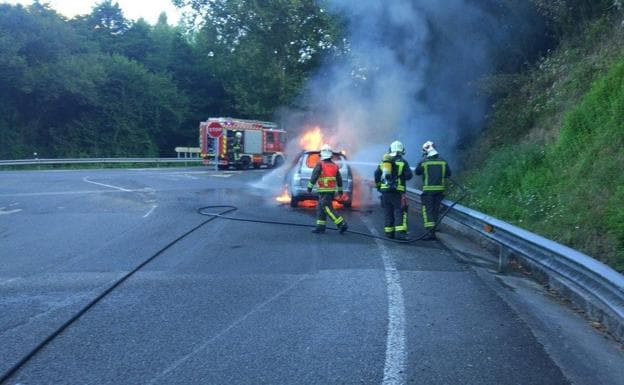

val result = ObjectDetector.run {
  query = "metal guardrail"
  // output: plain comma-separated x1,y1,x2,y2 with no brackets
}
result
406,186,624,341
0,157,205,167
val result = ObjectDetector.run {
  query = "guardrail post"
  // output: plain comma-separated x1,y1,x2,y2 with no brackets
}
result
498,245,510,273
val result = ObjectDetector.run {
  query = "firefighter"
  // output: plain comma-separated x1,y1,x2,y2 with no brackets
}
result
232,131,242,163
374,141,413,239
415,141,451,240
307,144,349,234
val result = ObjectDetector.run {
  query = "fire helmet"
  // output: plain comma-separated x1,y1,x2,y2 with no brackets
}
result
422,140,438,157
389,141,405,156
320,144,333,160
235,131,242,138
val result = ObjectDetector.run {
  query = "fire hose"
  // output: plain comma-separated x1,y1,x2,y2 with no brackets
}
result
0,180,468,383
197,178,469,244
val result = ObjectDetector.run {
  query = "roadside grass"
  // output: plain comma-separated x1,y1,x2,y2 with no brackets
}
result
461,18,624,272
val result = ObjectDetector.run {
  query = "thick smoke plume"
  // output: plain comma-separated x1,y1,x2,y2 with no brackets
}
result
278,0,543,173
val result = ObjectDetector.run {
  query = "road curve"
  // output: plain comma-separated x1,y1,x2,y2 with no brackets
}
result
0,168,622,385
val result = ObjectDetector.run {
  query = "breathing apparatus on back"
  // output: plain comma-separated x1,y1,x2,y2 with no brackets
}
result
382,141,405,190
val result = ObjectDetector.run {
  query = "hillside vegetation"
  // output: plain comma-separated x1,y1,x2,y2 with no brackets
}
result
461,15,624,272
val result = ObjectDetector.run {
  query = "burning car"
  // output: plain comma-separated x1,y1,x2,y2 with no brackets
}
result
286,149,353,208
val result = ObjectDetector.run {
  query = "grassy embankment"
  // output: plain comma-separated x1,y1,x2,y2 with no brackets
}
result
460,18,624,272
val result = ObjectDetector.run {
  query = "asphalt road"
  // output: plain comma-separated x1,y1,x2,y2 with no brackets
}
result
0,167,623,385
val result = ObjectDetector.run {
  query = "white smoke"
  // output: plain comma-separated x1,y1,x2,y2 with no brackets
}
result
278,0,519,178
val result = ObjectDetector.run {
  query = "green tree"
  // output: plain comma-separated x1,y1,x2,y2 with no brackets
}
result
83,0,131,54
175,0,344,119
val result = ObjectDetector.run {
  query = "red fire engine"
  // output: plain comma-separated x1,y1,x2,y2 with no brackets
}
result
199,117,287,169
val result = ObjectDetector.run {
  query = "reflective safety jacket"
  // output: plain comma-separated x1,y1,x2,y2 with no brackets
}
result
374,154,413,193
415,154,451,192
308,159,343,193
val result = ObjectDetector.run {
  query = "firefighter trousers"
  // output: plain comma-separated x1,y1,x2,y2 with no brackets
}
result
381,191,407,236
421,191,444,229
316,193,345,229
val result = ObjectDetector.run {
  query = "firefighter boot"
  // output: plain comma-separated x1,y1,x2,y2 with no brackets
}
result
312,226,326,234
395,231,407,241
339,222,348,234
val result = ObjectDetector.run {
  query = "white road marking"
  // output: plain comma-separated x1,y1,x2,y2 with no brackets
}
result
82,177,131,192
0,208,22,215
0,190,137,197
147,275,307,384
361,216,406,385
0,277,19,285
143,205,157,218
206,173,233,178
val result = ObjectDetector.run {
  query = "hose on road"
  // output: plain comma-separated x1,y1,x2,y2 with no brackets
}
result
198,178,469,244
0,180,468,383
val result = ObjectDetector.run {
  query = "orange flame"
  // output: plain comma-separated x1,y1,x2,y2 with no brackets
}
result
299,126,324,151
275,187,291,203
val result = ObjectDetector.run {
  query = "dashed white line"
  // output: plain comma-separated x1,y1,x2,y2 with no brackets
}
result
82,177,131,192
0,208,22,215
361,216,407,385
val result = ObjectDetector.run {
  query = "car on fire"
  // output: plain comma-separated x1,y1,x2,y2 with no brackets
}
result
286,149,353,208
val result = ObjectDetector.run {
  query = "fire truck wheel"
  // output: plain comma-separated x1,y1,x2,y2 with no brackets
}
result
273,156,284,168
237,157,251,170
253,162,261,169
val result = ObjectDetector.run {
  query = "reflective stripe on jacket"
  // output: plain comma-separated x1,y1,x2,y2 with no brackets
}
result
308,160,343,193
415,155,450,192
317,162,338,192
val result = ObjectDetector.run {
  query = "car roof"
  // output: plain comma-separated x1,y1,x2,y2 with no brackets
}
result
302,150,346,157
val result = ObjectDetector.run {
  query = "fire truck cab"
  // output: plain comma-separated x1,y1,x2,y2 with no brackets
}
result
199,117,287,169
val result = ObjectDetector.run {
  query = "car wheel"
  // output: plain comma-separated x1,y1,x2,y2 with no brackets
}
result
343,200,352,208
290,197,298,207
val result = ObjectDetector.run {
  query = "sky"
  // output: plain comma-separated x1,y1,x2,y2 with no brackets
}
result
2,0,184,25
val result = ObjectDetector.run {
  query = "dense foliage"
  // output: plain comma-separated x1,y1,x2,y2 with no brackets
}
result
461,2,624,271
0,0,342,158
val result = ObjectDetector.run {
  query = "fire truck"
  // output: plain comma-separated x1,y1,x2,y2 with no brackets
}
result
199,117,287,169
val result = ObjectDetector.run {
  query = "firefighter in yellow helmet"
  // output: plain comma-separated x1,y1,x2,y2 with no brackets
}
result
415,141,451,240
374,141,413,239
307,144,349,234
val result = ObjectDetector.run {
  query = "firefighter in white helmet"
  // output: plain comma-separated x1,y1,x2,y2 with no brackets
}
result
307,144,348,234
374,140,413,239
415,141,451,240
